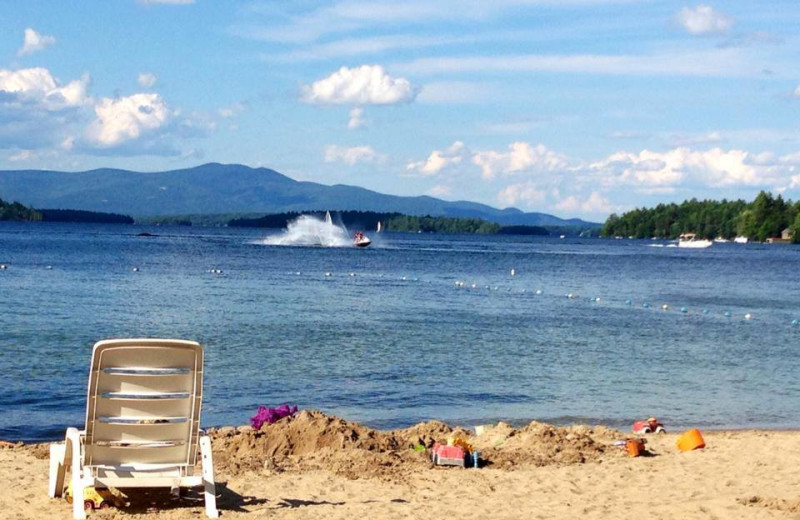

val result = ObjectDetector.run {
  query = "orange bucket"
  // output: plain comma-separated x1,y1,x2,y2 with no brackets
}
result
626,438,645,457
676,429,705,452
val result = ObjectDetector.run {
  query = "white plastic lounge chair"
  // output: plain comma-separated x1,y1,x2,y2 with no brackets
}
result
48,339,218,519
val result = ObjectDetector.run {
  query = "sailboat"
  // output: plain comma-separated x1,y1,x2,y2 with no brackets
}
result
377,221,382,233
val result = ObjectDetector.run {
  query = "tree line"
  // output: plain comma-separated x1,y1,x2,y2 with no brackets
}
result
602,191,800,242
0,198,42,221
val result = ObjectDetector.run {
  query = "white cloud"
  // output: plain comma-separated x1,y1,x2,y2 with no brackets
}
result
0,67,89,110
18,28,56,56
301,65,417,105
668,131,725,147
87,93,171,147
406,141,467,176
676,5,733,35
497,182,546,207
472,142,568,180
324,144,384,165
590,147,764,188
348,107,365,129
553,192,612,214
137,72,157,88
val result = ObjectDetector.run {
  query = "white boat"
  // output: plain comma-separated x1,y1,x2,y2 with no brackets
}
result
678,233,712,249
734,236,749,244
713,237,729,243
354,230,371,247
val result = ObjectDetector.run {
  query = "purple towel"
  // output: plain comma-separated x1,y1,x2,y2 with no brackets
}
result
250,404,298,430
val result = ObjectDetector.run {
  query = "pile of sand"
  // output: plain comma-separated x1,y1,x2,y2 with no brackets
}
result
209,410,621,480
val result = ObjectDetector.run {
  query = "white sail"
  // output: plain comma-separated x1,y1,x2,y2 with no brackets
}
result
377,221,382,233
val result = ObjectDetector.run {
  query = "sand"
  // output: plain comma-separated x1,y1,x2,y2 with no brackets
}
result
2,412,799,519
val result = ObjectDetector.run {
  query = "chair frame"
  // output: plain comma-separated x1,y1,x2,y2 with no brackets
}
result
48,339,218,519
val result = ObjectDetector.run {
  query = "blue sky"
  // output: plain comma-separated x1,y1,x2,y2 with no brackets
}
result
1,1,799,219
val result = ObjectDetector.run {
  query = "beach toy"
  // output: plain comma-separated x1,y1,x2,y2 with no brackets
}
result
65,482,123,511
472,450,481,468
632,417,666,434
448,437,474,454
431,442,467,467
676,429,705,452
625,438,646,457
250,404,298,430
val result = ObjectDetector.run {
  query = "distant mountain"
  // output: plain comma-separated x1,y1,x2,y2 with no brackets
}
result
0,163,599,227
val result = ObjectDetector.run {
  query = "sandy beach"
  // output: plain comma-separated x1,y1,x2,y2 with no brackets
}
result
2,411,799,520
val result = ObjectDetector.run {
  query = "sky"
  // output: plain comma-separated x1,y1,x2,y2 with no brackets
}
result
1,1,799,220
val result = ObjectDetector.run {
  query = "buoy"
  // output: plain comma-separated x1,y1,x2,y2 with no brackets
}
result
702,309,709,315
325,272,332,277
295,271,301,275
567,293,575,299
132,267,139,272
594,297,601,302
349,272,356,277
643,302,650,308
662,304,669,310
535,289,542,295
792,319,799,326
724,311,732,318
46,265,53,270
402,276,408,281
413,277,419,282
493,286,499,291
510,268,516,276
471,284,477,289
625,299,632,305
680,307,688,313
0,264,6,270
744,313,752,320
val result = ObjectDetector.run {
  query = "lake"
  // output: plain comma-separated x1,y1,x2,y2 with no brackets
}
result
1,222,799,441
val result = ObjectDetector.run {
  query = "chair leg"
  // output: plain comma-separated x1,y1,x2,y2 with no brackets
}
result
66,428,87,520
199,435,219,518
49,442,67,498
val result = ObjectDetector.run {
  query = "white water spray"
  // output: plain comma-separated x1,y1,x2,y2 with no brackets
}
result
261,212,352,247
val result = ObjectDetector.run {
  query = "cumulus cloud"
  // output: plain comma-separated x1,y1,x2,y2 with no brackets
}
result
0,67,89,110
472,142,568,180
677,5,733,35
406,141,467,176
348,107,365,129
137,72,157,88
301,65,417,105
324,144,384,165
497,182,547,207
590,147,767,188
18,28,56,56
87,93,171,147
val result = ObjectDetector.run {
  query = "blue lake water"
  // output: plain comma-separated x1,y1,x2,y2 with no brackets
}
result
1,222,799,441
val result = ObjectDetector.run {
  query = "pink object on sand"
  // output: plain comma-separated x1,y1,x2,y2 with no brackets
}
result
250,404,298,430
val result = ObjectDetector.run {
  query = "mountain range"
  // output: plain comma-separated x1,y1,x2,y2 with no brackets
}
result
0,163,598,227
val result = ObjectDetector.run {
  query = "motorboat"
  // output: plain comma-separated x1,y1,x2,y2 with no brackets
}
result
678,233,712,249
734,236,749,244
354,231,371,247
713,237,729,243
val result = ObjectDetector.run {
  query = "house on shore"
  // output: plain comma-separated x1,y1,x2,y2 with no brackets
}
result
766,228,794,244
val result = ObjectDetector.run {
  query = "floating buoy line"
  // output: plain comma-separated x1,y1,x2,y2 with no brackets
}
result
3,262,796,328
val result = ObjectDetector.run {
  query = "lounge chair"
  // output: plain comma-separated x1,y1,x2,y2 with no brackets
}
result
48,339,218,519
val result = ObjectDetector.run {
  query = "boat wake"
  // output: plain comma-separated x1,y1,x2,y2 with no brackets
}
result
259,212,352,247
